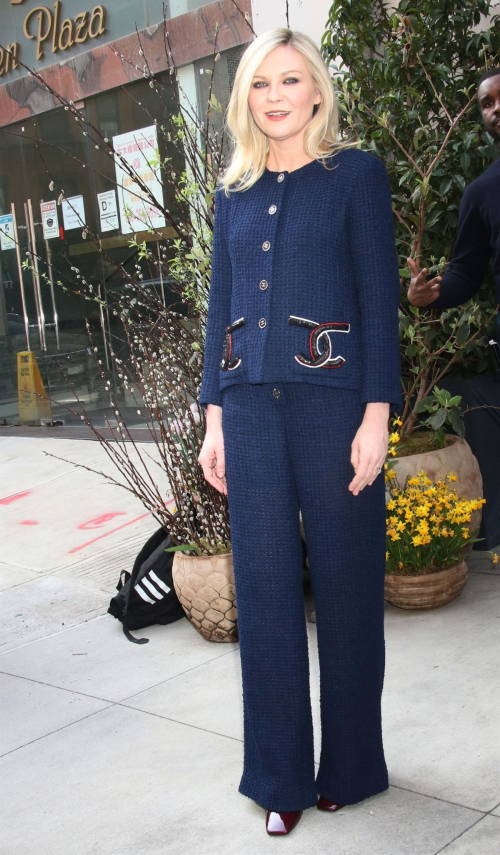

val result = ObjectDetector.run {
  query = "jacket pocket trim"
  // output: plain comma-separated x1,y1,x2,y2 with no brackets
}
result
287,315,350,369
221,317,246,371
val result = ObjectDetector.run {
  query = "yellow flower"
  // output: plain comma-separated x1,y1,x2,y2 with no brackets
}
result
386,469,397,480
441,528,449,538
412,534,423,546
462,527,469,539
398,561,404,569
407,477,419,486
388,529,400,542
446,472,457,481
387,500,396,510
396,521,406,532
389,515,398,525
389,432,401,444
390,448,397,456
393,418,403,427
420,535,431,545
493,553,499,565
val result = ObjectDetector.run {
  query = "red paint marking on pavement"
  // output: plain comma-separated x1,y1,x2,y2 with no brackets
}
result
20,520,40,526
67,498,175,554
0,491,32,506
78,512,127,530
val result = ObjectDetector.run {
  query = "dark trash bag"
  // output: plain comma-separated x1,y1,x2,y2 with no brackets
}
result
108,526,186,645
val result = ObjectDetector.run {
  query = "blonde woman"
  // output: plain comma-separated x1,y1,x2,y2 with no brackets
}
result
198,28,402,836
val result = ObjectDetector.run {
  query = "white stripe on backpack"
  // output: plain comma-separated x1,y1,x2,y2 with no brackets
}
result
135,584,155,604
142,576,165,600
149,570,171,594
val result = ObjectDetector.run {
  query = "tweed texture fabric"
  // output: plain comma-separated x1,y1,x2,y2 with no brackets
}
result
222,382,390,812
199,147,403,413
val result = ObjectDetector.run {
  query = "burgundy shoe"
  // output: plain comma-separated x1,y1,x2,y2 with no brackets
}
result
265,809,303,835
317,796,346,812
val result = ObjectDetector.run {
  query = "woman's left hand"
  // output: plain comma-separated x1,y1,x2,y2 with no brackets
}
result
349,403,390,495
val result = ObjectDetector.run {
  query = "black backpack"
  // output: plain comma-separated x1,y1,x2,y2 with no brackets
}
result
108,526,186,644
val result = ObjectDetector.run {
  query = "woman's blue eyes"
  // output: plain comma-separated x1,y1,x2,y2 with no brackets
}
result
252,78,299,88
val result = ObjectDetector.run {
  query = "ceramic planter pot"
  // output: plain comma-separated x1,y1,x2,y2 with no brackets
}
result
384,559,468,609
172,550,238,642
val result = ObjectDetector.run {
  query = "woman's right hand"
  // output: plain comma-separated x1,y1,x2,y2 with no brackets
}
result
198,404,227,495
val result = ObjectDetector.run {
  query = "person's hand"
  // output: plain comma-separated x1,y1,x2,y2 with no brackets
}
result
349,403,389,495
407,256,442,307
198,404,227,495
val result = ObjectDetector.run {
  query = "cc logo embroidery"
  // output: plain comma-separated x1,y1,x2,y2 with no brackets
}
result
220,317,246,371
287,315,350,368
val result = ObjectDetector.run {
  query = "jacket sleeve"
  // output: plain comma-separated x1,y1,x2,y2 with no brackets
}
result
349,155,403,412
429,185,490,309
198,188,232,410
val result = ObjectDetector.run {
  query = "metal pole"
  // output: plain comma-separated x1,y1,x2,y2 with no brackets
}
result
25,199,46,350
98,284,110,370
157,239,165,307
44,235,60,350
11,202,31,351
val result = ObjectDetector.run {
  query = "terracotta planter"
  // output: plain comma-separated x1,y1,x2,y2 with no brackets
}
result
390,435,483,553
384,558,468,609
172,551,238,643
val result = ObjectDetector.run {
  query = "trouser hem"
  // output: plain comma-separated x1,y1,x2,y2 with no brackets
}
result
238,776,319,812
314,776,390,806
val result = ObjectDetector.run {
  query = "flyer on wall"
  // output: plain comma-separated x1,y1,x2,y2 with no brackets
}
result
113,125,166,235
40,200,59,240
0,213,15,251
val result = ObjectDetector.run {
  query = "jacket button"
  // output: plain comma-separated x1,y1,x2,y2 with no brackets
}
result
268,205,277,215
259,279,269,290
277,173,285,182
262,240,271,251
272,388,280,398
259,318,266,329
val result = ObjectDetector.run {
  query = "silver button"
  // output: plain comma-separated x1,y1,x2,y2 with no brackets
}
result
273,388,280,398
259,318,266,329
277,173,285,183
268,205,277,215
259,279,269,290
262,240,270,251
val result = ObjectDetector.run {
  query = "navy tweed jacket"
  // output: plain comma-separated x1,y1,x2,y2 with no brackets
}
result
198,147,403,412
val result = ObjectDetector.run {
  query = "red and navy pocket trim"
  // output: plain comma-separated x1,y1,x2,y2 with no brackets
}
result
287,315,350,369
220,317,246,371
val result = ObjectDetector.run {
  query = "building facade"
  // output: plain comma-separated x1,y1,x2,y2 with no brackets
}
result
0,0,331,425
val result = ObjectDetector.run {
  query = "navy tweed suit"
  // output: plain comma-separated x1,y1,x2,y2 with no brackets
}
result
198,148,402,811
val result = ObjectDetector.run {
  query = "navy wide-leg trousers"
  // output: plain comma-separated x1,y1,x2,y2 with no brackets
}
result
221,382,389,812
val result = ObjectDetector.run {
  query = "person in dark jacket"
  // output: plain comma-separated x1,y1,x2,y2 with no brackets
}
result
197,28,402,837
408,67,500,336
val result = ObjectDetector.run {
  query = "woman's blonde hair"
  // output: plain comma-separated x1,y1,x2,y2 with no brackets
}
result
220,28,349,194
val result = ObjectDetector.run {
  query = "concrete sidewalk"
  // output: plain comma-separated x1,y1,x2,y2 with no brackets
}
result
0,436,499,855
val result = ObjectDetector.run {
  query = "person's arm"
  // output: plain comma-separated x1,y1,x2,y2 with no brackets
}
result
349,154,403,413
347,155,402,495
198,187,232,411
408,186,491,308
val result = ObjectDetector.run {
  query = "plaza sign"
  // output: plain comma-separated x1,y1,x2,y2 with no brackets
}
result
0,1,106,77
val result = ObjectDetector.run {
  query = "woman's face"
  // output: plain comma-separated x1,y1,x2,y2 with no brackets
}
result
247,44,321,144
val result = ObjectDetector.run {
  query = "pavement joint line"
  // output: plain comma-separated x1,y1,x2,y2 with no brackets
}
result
430,813,492,855
0,703,115,760
0,644,240,705
388,783,490,815
0,668,124,704
0,612,109,657
112,703,246,744
115,646,241,704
